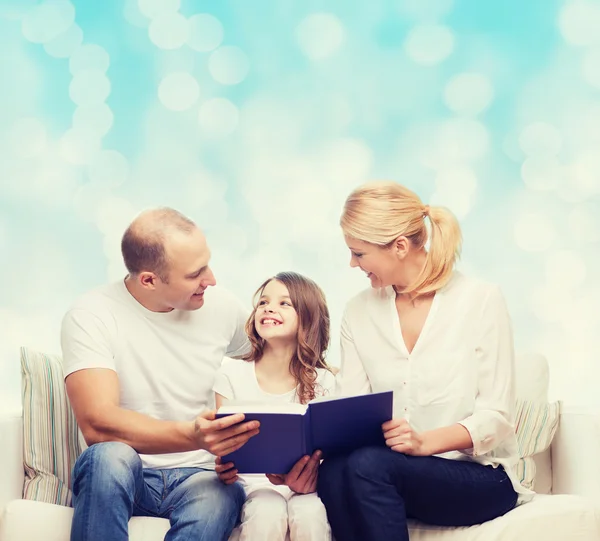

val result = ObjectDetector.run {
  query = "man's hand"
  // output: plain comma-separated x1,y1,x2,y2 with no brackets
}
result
266,450,321,494
382,418,431,456
215,456,239,485
193,410,259,456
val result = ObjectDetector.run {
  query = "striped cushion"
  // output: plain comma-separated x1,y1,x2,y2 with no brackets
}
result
514,399,560,490
21,347,82,506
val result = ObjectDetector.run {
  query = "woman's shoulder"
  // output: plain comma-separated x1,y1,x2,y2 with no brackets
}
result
315,367,337,397
445,271,504,299
344,285,390,314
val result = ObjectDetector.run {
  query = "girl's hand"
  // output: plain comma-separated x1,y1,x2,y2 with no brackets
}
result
382,418,430,456
266,450,321,494
215,456,239,485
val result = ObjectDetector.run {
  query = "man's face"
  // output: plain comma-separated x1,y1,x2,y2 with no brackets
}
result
155,228,216,311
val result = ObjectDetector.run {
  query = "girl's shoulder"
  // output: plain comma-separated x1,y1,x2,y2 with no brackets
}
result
218,358,255,379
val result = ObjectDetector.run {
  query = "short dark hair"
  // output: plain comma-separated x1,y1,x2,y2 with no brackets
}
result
121,208,196,282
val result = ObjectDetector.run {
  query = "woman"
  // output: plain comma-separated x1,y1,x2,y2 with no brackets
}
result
317,181,533,541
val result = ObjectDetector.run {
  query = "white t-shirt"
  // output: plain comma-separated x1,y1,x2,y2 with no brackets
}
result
61,280,250,470
213,359,336,495
338,271,534,503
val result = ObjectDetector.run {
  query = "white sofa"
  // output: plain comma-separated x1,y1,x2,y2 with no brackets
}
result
1,352,600,540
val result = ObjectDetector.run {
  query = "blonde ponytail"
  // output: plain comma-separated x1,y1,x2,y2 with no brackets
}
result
341,181,462,296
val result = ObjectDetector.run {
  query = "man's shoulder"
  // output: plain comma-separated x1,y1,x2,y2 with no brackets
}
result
66,282,125,320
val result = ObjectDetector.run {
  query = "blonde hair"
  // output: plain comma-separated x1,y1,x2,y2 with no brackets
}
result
341,181,462,296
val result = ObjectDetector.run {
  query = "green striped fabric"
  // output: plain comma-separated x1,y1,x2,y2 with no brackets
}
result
21,347,82,507
514,399,560,490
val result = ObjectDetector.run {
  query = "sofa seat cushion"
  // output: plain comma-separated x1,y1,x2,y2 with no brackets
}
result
2,495,599,541
407,494,600,541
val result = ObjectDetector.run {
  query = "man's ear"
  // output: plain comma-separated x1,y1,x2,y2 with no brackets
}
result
393,236,410,259
139,271,158,289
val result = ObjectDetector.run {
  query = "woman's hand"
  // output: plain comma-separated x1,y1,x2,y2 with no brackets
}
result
266,450,321,494
382,418,431,456
215,456,239,485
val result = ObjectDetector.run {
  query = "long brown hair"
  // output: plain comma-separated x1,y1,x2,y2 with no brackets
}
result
243,271,331,404
341,181,462,296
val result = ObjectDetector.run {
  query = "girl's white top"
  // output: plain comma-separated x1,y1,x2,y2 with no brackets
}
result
337,271,533,504
213,359,336,497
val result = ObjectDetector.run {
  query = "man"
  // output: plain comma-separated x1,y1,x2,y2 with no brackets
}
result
62,208,259,541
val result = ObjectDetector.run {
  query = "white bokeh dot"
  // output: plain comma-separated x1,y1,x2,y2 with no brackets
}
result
208,46,250,85
1,0,38,21
321,138,373,187
138,0,180,19
73,181,113,222
582,47,600,90
198,98,239,138
88,150,129,187
73,103,114,139
70,44,110,74
519,122,562,156
558,0,600,47
59,129,101,165
186,14,224,52
568,205,600,243
431,168,478,219
158,72,200,111
405,24,454,66
10,118,47,158
513,212,556,252
69,70,111,105
531,285,573,322
43,23,83,58
545,250,587,291
123,0,148,28
444,73,494,116
424,119,489,168
296,13,345,61
521,155,562,191
21,0,75,44
148,12,189,50
398,0,454,21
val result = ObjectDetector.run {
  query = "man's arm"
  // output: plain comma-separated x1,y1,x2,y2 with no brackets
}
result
67,368,259,456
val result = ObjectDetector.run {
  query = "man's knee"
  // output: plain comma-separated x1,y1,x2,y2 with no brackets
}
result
73,442,141,490
346,446,400,483
288,494,327,522
182,472,245,518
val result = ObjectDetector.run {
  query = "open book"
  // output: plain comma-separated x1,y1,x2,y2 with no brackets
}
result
216,391,393,474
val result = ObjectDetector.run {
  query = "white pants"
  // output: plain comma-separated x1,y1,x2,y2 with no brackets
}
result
239,488,332,541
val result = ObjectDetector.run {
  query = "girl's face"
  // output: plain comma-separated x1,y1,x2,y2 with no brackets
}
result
254,279,299,343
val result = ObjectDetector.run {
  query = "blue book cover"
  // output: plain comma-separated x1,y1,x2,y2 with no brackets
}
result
216,391,393,474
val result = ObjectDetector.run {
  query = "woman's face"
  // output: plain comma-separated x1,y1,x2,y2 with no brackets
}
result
344,235,403,289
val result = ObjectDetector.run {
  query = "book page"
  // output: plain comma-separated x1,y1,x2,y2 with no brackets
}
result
218,402,307,415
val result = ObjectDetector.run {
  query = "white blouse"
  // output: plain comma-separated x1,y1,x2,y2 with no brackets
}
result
337,271,533,501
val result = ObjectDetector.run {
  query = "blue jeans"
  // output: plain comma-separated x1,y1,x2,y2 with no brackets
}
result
70,442,244,541
318,446,518,541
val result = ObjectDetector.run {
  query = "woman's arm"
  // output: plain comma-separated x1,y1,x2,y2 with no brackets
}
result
456,285,516,457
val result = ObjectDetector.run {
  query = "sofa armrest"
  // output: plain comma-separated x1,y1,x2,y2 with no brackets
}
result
552,407,600,502
0,413,24,510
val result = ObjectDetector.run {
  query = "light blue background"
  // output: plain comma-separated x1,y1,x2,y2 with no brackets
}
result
1,0,599,410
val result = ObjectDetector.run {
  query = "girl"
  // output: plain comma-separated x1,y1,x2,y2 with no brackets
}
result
213,271,334,541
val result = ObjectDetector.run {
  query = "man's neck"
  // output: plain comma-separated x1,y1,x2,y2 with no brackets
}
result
123,275,173,313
